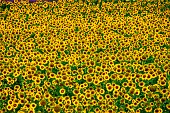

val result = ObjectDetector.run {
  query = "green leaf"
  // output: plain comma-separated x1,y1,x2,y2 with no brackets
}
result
76,79,86,84
159,31,165,34
114,59,120,65
52,67,59,74
70,65,77,71
64,50,70,55
30,33,35,38
124,13,131,17
1,4,6,11
75,26,79,32
35,105,48,113
20,65,26,70
25,14,29,21
83,67,88,74
145,56,155,64
15,74,24,88
149,77,158,85
15,104,24,113
39,80,44,87
61,61,68,65
95,48,104,53
36,48,44,54
57,51,61,58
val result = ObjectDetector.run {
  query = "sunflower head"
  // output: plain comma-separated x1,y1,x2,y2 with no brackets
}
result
39,99,46,106
53,104,61,113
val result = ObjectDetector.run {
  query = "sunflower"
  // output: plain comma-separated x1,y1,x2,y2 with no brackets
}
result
116,68,122,73
76,74,82,81
154,108,163,113
59,88,66,95
166,104,170,110
100,88,105,95
8,100,13,105
61,75,68,81
128,82,133,87
33,92,40,100
76,106,83,112
13,72,20,78
122,82,128,87
110,55,116,61
31,103,37,109
105,94,111,100
35,78,41,85
163,64,169,72
161,89,167,95
53,104,61,113
28,109,35,113
124,94,129,100
95,66,102,72
138,65,144,71
93,79,100,86
110,73,117,80
73,89,80,95
85,93,91,100
145,106,152,112
94,108,101,113
142,86,149,93
118,74,124,80
97,95,104,101
127,104,134,111
129,87,135,95
160,97,166,103
17,111,26,113
114,85,120,91
86,76,93,83
136,108,142,113
139,81,145,87
104,74,110,81
159,80,166,86
13,102,18,109
82,100,88,107
106,85,113,92
7,105,12,111
135,89,140,95
101,63,107,69
77,68,83,74
83,82,88,88
39,99,46,106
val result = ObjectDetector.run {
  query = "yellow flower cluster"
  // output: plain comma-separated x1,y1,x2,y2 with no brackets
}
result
0,0,170,113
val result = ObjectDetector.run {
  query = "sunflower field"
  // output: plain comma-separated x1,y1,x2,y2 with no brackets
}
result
0,0,170,113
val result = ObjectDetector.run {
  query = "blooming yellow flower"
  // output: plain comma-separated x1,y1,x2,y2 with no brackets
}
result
59,88,66,95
